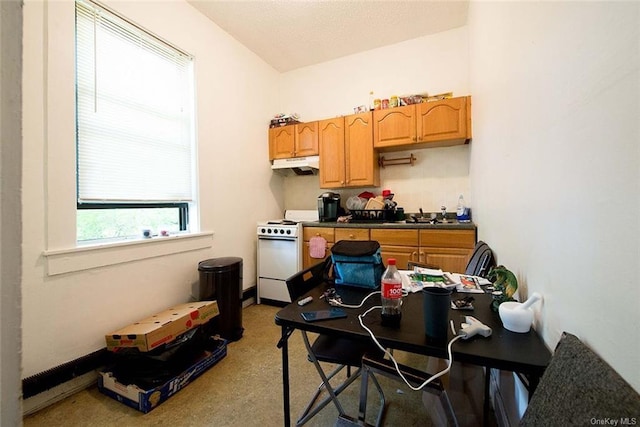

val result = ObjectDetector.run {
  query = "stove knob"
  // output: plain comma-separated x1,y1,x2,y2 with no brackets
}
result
286,229,292,235
279,229,285,234
267,228,272,234
260,228,266,234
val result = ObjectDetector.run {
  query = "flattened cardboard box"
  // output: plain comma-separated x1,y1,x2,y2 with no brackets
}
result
105,301,219,352
99,338,227,413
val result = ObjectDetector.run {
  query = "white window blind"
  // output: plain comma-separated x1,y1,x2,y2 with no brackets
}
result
76,0,195,204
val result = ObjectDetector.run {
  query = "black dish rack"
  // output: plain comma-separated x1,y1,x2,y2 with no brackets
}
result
348,209,396,222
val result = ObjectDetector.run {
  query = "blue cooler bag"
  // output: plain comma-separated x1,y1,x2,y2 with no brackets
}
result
330,240,384,289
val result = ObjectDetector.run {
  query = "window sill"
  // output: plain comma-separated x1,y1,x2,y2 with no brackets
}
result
43,232,214,276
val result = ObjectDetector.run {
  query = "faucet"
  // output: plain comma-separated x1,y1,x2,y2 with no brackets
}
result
441,205,448,223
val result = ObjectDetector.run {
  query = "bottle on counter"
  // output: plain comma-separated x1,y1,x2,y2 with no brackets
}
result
381,258,402,327
456,194,471,222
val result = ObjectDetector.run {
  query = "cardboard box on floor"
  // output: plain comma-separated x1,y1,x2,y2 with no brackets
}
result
105,301,219,352
99,337,227,413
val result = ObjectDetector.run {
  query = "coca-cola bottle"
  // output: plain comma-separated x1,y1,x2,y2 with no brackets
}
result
381,258,402,327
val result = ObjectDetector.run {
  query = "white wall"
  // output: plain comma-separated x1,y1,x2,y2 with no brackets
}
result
468,1,639,392
1,0,24,422
21,0,282,378
279,27,473,214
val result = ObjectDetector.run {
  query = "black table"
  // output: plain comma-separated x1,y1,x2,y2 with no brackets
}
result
275,284,551,426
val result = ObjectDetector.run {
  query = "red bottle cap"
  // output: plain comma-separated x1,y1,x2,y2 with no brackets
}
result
387,258,396,265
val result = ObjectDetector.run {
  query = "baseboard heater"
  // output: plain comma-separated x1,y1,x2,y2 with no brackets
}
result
22,349,109,399
23,292,256,408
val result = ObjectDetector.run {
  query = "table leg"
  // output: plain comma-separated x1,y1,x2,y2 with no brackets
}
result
483,367,490,426
279,326,292,427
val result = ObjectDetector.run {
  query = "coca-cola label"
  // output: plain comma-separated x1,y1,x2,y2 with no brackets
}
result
381,280,403,299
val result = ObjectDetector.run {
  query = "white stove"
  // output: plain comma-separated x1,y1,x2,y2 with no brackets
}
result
256,210,318,304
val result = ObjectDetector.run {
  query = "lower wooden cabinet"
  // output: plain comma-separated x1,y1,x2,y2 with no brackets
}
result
370,229,419,269
419,229,476,273
302,226,476,273
302,227,334,269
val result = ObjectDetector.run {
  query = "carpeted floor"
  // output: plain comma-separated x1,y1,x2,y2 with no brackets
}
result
23,303,493,426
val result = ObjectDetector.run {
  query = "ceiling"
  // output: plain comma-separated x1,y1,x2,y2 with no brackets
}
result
187,0,469,72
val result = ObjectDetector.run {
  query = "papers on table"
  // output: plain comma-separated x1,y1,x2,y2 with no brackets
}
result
400,267,457,293
444,273,492,293
400,267,491,294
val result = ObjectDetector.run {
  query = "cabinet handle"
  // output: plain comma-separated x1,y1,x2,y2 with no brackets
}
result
349,234,354,239
419,252,425,262
411,251,418,260
412,136,417,142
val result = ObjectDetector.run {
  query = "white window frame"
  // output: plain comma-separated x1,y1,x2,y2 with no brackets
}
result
75,0,198,243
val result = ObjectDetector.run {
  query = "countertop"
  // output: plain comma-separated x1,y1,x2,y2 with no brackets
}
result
301,219,476,230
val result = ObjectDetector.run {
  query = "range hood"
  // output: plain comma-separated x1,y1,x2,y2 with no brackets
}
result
271,156,319,175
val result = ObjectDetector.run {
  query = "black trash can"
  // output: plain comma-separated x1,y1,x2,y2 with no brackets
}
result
198,257,244,341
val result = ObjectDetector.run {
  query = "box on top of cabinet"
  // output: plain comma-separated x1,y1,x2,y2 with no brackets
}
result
105,301,219,352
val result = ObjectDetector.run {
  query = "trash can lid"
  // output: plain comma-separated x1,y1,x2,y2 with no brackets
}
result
198,257,243,272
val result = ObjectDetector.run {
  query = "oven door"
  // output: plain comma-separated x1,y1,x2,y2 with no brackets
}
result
257,237,300,303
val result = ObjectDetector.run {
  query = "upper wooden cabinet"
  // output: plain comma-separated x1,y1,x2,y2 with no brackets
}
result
318,117,345,188
269,122,319,160
319,112,379,189
373,96,471,150
295,122,319,157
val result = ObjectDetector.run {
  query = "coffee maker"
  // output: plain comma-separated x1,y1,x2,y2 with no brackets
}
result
317,192,341,222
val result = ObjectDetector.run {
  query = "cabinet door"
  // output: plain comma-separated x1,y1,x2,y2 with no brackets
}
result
295,122,319,157
303,241,333,269
419,229,476,273
345,112,379,188
335,228,370,242
319,118,346,188
373,105,416,148
371,229,419,270
269,125,295,160
302,227,335,269
422,248,472,274
379,245,419,270
417,96,471,145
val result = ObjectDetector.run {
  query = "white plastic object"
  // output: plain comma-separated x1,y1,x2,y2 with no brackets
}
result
459,316,492,339
515,292,542,311
499,302,532,333
298,296,313,306
456,195,465,216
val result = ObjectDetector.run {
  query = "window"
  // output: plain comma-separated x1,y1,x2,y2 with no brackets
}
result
75,0,196,243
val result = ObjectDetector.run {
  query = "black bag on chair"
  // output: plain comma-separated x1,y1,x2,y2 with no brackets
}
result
465,241,496,278
325,240,384,289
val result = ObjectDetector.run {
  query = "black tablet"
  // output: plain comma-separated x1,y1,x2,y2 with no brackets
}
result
301,308,348,322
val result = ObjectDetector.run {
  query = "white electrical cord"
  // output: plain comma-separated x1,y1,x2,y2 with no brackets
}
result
329,290,381,309
358,305,464,391
329,290,463,390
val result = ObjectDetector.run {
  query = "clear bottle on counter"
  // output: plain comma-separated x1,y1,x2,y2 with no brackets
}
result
456,194,471,222
381,258,402,327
